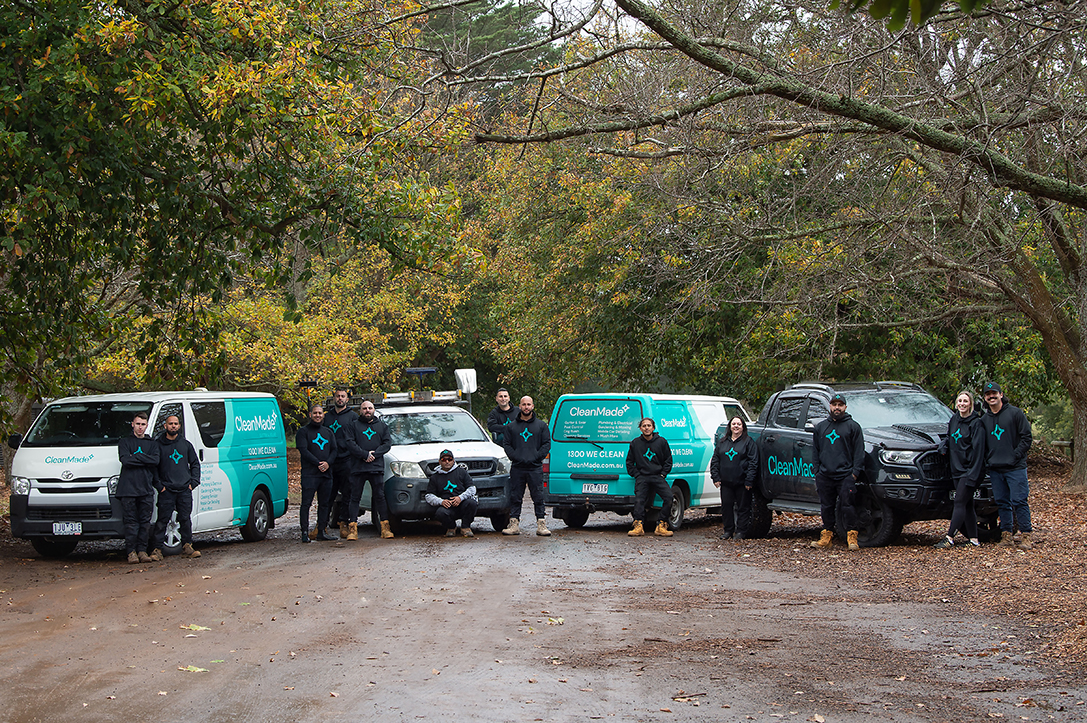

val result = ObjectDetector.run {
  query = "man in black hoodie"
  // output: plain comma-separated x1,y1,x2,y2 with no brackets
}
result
295,404,337,543
487,388,518,445
344,400,393,540
501,396,552,536
980,382,1034,549
117,412,160,564
149,415,201,561
811,393,865,551
625,418,675,537
323,388,359,540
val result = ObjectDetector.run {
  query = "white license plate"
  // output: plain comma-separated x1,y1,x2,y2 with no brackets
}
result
582,483,609,494
52,521,82,535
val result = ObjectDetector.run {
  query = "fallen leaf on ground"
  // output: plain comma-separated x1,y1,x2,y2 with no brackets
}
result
180,624,209,631
179,665,208,673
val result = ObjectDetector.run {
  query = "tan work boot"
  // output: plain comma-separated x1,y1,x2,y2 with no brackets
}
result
309,526,319,541
847,530,860,551
380,520,394,539
346,522,359,541
628,521,645,537
502,518,520,535
181,543,201,558
127,551,140,564
339,522,348,539
998,530,1015,547
536,519,551,536
654,521,674,537
137,551,152,563
811,529,834,549
1018,532,1034,550
149,548,164,562
461,526,474,538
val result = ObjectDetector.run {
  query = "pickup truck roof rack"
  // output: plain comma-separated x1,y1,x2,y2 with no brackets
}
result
789,382,835,393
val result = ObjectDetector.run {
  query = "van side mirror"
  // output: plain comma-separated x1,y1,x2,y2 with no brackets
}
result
7,433,22,450
804,421,816,432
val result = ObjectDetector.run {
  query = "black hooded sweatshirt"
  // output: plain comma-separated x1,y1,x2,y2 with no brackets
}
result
322,405,359,465
812,412,865,480
295,421,337,479
980,401,1032,472
154,431,201,491
117,433,160,497
487,405,518,444
626,432,673,479
710,434,758,488
939,411,985,486
344,414,392,474
502,412,551,469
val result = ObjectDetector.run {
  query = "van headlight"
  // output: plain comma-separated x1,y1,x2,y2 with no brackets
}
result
879,450,921,465
106,475,120,495
11,476,30,495
390,461,427,479
496,456,511,474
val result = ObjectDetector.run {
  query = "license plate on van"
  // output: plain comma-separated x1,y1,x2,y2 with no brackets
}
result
52,521,82,535
582,483,608,494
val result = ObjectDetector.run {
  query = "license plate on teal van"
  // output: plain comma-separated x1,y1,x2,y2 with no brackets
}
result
582,483,608,494
52,521,82,535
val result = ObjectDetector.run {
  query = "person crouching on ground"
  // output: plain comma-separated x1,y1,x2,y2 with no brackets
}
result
149,415,201,560
811,393,865,551
710,416,759,540
935,391,984,549
295,404,337,543
425,449,478,537
626,418,674,537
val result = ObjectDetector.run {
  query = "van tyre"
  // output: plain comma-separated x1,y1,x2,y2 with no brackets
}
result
667,487,687,531
746,491,772,539
31,536,79,559
561,509,590,529
241,489,271,542
489,512,512,533
836,487,901,548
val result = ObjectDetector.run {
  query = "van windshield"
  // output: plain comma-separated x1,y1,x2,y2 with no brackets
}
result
553,398,644,442
22,400,155,445
384,411,488,445
23,402,155,447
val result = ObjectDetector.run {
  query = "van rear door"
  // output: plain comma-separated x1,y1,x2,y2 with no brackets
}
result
550,397,644,499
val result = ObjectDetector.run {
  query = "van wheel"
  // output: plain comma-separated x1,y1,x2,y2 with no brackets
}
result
31,537,79,558
489,512,511,533
241,489,271,542
562,509,590,529
161,513,183,555
746,491,772,539
667,487,687,530
838,487,901,547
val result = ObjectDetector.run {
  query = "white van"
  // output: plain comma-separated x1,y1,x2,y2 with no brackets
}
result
7,391,288,558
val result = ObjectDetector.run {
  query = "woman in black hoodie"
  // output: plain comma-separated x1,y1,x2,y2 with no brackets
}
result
936,391,985,548
710,416,759,540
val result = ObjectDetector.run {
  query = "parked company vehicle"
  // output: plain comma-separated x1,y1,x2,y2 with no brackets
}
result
7,391,288,558
546,393,752,529
356,391,512,533
740,382,999,547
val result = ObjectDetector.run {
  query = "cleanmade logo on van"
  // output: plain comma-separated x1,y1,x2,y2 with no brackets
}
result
235,414,278,432
569,404,631,417
659,418,688,428
44,455,95,464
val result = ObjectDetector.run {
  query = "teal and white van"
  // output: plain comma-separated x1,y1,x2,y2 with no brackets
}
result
545,393,751,529
7,391,288,558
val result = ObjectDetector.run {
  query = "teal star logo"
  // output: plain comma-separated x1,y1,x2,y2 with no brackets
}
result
363,426,376,439
826,430,840,445
313,433,329,450
135,445,143,454
951,429,962,443
170,449,184,464
725,447,737,460
444,481,458,494
644,449,656,461
503,418,510,426
992,424,1005,441
520,429,533,442
329,420,342,433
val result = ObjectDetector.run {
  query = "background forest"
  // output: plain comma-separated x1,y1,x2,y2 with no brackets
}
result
3,0,1083,483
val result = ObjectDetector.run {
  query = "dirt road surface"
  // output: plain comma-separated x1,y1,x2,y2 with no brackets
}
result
1,509,1084,723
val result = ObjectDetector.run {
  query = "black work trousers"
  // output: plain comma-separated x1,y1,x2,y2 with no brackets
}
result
632,475,672,524
300,475,333,533
815,473,857,532
348,472,388,523
720,484,752,535
509,466,545,520
434,498,479,530
120,494,154,554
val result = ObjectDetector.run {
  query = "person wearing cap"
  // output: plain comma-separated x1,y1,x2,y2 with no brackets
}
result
811,392,865,551
487,388,518,445
425,450,479,537
344,400,394,540
979,382,1034,549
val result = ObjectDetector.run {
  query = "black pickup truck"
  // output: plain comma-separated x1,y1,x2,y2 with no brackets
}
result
728,382,998,547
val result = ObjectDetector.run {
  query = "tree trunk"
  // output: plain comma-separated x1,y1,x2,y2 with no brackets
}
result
1066,396,1087,493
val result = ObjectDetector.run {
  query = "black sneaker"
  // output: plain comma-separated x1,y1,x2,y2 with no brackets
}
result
933,536,954,549
301,531,311,543
720,531,733,540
